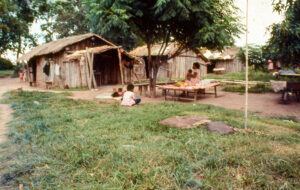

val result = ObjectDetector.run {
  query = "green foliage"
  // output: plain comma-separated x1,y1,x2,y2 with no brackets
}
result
0,70,13,78
84,0,241,51
238,45,267,71
1,91,300,189
223,84,274,94
40,0,90,42
0,57,14,70
265,0,300,66
0,0,45,56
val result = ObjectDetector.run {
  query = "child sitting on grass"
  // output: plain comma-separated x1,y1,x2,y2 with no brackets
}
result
186,69,193,81
121,84,141,106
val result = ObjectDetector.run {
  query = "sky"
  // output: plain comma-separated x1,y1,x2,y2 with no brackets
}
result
234,0,284,46
4,0,284,61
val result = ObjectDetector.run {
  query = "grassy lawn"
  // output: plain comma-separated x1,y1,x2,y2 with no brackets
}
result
0,70,13,78
223,84,274,94
1,91,300,189
205,71,275,82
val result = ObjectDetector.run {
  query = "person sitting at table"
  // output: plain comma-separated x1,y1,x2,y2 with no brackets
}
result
121,84,141,106
190,62,201,85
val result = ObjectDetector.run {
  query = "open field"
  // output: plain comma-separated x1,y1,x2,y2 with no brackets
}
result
0,70,13,78
1,91,299,189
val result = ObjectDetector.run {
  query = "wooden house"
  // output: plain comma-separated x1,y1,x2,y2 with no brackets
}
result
202,47,244,74
18,33,139,88
130,43,208,80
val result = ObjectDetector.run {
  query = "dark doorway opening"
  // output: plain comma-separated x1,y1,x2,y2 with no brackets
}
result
93,50,121,86
28,61,37,84
207,61,216,73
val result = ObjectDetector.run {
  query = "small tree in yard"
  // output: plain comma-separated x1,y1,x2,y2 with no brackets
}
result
238,45,267,71
265,0,300,66
84,0,241,97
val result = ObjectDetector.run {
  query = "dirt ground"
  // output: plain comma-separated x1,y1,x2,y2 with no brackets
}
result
0,77,299,121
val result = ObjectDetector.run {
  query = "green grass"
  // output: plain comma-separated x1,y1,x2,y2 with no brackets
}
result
205,71,275,82
1,91,300,189
223,84,274,94
0,70,13,78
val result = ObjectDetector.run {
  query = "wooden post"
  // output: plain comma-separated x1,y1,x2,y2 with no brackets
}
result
84,56,91,90
244,0,249,129
78,59,83,87
118,48,124,85
91,52,97,88
86,48,92,88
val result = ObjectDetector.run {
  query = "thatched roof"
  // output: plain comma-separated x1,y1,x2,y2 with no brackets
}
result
130,43,208,61
201,47,241,61
66,45,138,62
18,33,116,62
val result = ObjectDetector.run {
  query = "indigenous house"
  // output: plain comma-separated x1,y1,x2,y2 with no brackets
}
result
201,47,244,74
18,33,139,88
130,43,208,80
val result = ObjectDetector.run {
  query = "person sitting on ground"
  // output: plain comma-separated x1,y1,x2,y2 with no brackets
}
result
186,69,193,81
121,84,141,106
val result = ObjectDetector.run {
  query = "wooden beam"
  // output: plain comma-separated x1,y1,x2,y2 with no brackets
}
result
84,49,91,89
118,48,124,85
86,48,94,89
91,52,97,88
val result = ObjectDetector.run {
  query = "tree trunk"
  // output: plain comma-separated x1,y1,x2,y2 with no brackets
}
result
17,35,22,60
147,42,155,98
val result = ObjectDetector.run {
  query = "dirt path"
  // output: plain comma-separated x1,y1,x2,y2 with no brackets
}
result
0,77,299,121
0,78,17,144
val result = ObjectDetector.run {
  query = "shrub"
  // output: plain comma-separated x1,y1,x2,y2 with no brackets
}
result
0,57,14,70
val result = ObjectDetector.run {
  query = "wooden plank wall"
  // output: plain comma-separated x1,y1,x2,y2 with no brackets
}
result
215,58,244,73
162,50,207,79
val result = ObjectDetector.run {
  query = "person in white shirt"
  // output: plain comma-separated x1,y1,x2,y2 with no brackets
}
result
121,84,141,106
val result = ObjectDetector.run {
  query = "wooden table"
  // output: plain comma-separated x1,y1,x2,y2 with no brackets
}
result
158,82,220,102
279,73,300,78
135,81,176,96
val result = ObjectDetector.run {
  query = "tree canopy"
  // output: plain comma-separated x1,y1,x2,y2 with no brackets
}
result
40,0,90,42
0,0,47,57
238,45,266,71
265,0,300,66
84,0,241,96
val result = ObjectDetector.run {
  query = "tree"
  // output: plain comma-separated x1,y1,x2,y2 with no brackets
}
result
265,0,300,66
0,57,14,70
238,45,266,71
84,0,241,97
40,0,90,42
0,0,46,59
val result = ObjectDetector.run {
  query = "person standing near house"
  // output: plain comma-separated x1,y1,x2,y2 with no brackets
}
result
268,59,274,71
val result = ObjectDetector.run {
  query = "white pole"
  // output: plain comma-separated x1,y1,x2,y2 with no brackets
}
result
244,0,249,129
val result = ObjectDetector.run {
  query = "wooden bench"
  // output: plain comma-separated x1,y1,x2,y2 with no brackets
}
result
213,68,225,74
134,81,176,96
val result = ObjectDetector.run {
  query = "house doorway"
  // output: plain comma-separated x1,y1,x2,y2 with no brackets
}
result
93,50,121,86
28,61,37,85
207,61,216,73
